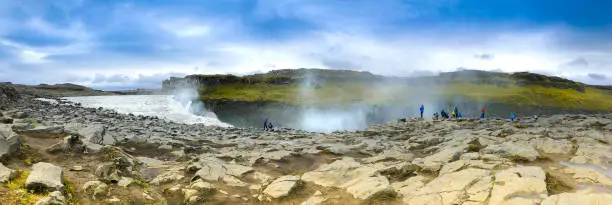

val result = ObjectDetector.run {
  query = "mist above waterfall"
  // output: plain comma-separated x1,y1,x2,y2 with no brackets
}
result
64,93,231,127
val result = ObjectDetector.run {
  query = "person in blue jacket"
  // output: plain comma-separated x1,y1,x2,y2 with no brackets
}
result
419,104,424,119
510,112,516,121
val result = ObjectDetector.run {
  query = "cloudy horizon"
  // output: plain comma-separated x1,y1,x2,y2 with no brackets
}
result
1,0,611,90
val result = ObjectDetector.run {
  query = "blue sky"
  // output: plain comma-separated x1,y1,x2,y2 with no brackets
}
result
1,0,611,89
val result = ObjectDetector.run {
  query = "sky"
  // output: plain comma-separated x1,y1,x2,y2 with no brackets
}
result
1,0,612,90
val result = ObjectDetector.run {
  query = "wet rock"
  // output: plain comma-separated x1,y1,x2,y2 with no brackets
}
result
263,175,300,199
489,166,548,205
25,162,64,192
34,191,65,205
542,193,612,205
302,157,395,201
0,124,20,159
0,163,15,183
482,141,540,161
300,191,326,205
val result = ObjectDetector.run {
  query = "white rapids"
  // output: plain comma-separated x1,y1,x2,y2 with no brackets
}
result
63,95,231,127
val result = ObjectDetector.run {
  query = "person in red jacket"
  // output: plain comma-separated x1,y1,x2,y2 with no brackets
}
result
480,106,486,119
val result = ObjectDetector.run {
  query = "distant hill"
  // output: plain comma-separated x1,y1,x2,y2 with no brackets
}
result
163,69,612,112
0,82,114,97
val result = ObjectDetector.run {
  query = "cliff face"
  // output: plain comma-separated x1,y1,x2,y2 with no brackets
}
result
162,69,612,128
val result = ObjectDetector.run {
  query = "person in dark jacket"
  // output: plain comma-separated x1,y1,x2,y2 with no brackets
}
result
441,110,449,119
267,121,274,131
264,118,269,131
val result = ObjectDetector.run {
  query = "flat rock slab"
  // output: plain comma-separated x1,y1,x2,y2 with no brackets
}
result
482,141,540,161
23,126,65,134
542,193,612,205
263,175,300,199
489,166,548,205
302,157,395,201
26,162,64,192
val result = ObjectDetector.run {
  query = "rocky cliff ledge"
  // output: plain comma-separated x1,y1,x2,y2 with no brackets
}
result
0,91,610,204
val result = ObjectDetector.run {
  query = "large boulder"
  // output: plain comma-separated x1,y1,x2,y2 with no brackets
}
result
0,124,20,159
95,146,143,182
65,123,112,152
489,166,548,205
25,162,64,192
94,162,121,183
0,163,16,183
301,157,395,201
82,180,109,200
263,175,301,199
46,135,86,154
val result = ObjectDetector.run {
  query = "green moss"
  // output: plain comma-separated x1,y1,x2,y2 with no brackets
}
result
507,155,530,163
1,170,47,205
197,71,612,110
63,175,80,205
545,172,573,194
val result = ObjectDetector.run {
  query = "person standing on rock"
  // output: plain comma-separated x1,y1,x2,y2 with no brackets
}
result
419,104,424,119
510,112,516,121
481,106,486,119
264,118,269,131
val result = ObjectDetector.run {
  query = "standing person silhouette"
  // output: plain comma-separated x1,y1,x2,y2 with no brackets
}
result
263,118,269,131
419,104,424,119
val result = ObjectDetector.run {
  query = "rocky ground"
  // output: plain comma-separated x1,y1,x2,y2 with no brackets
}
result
0,85,611,204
